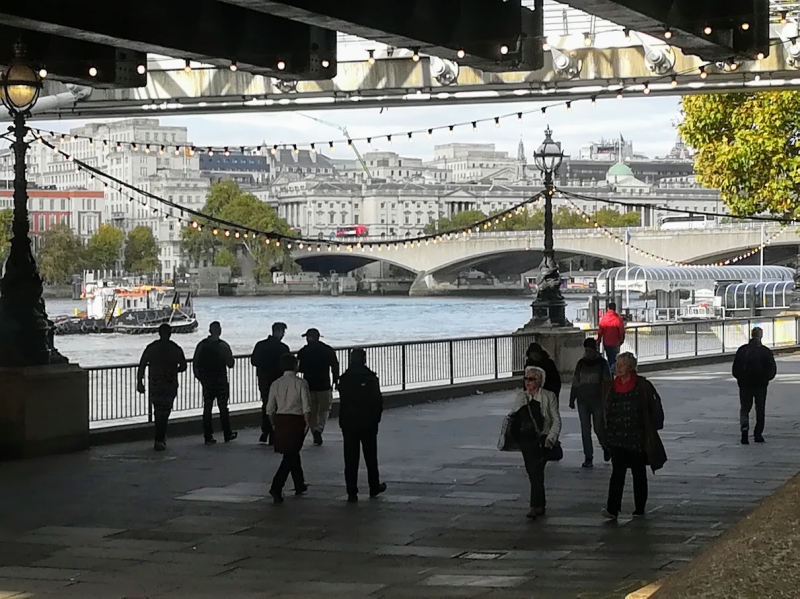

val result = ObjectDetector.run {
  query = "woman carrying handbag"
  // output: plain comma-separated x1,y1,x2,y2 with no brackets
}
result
509,366,562,519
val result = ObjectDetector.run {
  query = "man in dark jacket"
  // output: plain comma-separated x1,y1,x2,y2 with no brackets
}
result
569,338,611,468
193,321,237,445
338,348,386,503
732,327,777,444
525,342,561,400
136,324,187,451
251,322,289,445
297,328,340,446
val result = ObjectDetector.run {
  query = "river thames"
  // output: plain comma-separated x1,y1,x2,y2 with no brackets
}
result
46,295,593,367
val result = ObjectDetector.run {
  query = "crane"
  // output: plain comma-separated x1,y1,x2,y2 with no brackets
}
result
298,113,373,180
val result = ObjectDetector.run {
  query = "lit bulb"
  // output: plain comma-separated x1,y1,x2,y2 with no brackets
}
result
137,64,147,75
457,49,466,59
322,59,330,68
367,50,375,65
184,60,192,73
88,66,98,77
700,67,708,79
412,49,420,62
617,91,624,99
663,29,673,39
229,61,238,72
703,26,712,35
500,45,509,55
643,83,650,94
277,60,286,70
671,75,678,87
741,22,750,31
757,52,765,60
38,68,48,79
542,41,550,51
583,34,592,46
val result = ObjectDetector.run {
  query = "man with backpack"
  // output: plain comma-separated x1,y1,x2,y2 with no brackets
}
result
732,327,777,444
193,321,238,445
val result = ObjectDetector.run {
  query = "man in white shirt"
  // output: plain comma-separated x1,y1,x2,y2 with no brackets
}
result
267,353,311,504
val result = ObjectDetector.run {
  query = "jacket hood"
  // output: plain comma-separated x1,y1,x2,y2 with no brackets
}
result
524,365,547,388
526,342,550,359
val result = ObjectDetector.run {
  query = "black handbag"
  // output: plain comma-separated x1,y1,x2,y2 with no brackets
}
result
542,440,564,462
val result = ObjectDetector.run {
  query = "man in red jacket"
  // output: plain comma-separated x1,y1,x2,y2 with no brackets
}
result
597,302,625,373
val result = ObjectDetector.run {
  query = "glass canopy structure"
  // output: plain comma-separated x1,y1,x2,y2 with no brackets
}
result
596,266,796,295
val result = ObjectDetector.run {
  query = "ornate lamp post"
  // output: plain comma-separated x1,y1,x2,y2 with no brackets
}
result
530,127,568,327
0,43,64,365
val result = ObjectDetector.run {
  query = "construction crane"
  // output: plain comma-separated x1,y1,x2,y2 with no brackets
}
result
298,113,373,180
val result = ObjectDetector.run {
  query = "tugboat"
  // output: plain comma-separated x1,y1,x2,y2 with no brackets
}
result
53,278,198,335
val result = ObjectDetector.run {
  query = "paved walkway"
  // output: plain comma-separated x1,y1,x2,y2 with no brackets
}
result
1,359,799,599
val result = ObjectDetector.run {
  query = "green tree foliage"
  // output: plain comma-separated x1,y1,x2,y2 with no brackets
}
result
213,247,241,277
680,92,800,216
124,225,160,275
85,224,124,271
494,206,639,231
181,180,294,283
37,223,85,284
423,210,488,234
0,208,11,264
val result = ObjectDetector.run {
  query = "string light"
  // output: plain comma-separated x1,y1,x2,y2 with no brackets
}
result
412,48,420,62
88,66,98,77
500,45,509,55
322,60,330,68
703,26,712,35
699,66,708,79
277,60,286,70
229,61,238,72
643,83,651,95
663,28,673,40
184,60,192,73
367,50,376,65
457,49,466,59
38,68,48,79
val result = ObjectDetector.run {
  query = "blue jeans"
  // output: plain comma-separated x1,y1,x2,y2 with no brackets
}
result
605,345,620,373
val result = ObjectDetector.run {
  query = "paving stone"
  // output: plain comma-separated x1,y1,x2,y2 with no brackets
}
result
422,574,528,588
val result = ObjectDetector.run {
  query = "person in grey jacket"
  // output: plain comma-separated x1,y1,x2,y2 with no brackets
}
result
510,366,562,519
570,338,611,468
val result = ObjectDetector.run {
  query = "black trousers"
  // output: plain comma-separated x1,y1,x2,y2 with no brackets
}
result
606,447,648,516
577,397,604,462
151,394,175,443
260,397,274,437
271,450,305,493
202,383,232,440
342,427,380,495
518,437,546,509
739,386,768,437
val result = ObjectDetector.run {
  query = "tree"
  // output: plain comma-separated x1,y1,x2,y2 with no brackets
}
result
181,180,294,283
37,223,85,284
85,224,124,271
125,225,160,275
594,207,640,228
423,210,488,234
0,208,11,265
213,247,241,277
680,92,800,217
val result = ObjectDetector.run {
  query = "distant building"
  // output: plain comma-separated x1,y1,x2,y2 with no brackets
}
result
268,149,338,183
425,143,524,183
200,152,269,186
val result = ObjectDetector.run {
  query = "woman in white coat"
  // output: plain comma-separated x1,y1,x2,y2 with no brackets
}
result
511,365,562,519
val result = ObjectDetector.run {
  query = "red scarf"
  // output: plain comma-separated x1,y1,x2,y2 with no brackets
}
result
613,373,637,394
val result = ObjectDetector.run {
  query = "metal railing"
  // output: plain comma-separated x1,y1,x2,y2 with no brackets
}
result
87,316,800,428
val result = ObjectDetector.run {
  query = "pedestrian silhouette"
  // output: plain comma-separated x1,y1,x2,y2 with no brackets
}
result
193,321,237,444
297,328,339,446
251,321,290,445
732,327,777,444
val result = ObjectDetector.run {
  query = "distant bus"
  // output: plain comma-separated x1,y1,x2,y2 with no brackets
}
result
659,215,715,231
336,225,369,237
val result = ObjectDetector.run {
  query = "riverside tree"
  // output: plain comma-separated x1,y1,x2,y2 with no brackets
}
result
85,224,124,271
0,208,11,264
36,223,85,284
680,92,800,217
124,225,160,275
181,180,295,283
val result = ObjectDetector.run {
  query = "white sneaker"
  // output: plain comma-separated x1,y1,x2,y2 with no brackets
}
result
601,508,618,521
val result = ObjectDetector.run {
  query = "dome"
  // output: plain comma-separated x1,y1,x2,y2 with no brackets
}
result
607,162,634,177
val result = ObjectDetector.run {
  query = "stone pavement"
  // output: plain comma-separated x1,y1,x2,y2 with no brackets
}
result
1,359,799,599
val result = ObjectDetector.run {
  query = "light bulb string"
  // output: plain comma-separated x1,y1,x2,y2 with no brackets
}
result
35,133,549,247
25,40,780,156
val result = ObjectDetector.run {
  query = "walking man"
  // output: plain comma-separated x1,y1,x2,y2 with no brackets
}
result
193,321,238,445
598,302,625,373
297,328,339,446
732,327,777,444
338,348,387,503
251,322,290,445
569,338,611,468
267,353,311,504
136,324,187,451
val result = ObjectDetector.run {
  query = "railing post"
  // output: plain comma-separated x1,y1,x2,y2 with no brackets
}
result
449,340,454,385
665,325,670,360
694,322,699,357
493,336,499,379
772,316,777,348
634,327,639,358
147,397,153,423
721,320,726,353
401,344,407,391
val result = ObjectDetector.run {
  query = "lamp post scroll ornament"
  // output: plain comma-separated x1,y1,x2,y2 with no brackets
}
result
0,43,66,366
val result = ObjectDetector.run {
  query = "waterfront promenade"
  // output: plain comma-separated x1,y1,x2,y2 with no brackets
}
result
1,359,799,599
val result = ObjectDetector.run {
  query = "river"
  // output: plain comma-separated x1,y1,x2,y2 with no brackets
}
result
46,295,599,367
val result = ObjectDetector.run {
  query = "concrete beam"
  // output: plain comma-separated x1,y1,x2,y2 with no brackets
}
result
0,0,337,80
220,0,544,72
558,0,769,61
0,26,145,88
24,36,800,120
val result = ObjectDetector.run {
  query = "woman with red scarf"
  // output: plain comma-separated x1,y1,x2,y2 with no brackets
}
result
601,352,666,520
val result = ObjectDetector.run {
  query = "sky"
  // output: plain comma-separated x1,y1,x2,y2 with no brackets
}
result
28,95,684,162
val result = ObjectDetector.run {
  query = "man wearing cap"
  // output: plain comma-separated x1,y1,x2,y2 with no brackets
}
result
297,328,340,446
136,323,187,451
251,321,290,445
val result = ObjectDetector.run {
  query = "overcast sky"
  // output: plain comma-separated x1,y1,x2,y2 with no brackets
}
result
29,95,683,161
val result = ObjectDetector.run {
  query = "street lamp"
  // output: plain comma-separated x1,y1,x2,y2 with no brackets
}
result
0,42,65,365
531,126,568,327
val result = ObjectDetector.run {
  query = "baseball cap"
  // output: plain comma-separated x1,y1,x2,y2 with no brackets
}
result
302,328,321,338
